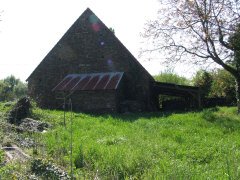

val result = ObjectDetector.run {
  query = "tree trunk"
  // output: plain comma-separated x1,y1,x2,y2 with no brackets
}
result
236,78,240,114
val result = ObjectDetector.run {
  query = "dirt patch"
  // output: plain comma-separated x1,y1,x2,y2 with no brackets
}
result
2,144,30,163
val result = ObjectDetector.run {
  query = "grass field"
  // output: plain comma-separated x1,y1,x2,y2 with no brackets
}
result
1,103,240,179
30,106,240,179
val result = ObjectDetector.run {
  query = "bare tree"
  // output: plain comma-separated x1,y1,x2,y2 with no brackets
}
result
142,0,240,112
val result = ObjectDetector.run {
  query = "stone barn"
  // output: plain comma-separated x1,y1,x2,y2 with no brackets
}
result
27,8,201,112
27,8,159,112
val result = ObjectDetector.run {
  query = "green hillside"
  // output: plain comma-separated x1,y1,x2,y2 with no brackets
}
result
1,103,240,179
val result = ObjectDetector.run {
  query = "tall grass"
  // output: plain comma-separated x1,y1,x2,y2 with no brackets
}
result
30,107,240,179
1,102,239,179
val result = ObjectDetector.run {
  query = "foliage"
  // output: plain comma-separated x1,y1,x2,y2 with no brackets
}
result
30,106,240,179
210,69,236,102
109,27,115,34
0,75,27,102
0,150,4,164
192,68,236,102
193,70,213,97
142,0,240,112
31,158,70,179
229,23,240,65
154,70,190,85
1,102,240,178
142,0,239,72
74,145,84,169
154,70,190,106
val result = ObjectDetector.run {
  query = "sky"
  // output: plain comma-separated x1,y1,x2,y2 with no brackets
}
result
0,0,197,81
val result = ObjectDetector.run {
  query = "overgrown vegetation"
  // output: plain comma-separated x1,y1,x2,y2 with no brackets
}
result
0,75,27,102
155,69,236,106
193,69,236,102
14,105,237,179
154,69,190,85
153,70,191,105
0,72,239,178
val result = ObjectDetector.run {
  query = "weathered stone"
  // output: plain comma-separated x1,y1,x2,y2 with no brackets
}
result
26,8,158,113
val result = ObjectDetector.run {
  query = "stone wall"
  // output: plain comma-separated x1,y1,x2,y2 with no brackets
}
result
69,91,117,113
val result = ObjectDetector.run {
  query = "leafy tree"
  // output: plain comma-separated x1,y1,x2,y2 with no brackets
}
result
210,69,236,103
0,80,14,101
14,81,28,99
192,69,236,103
143,0,240,113
0,75,27,102
154,69,190,85
193,70,213,98
3,75,20,91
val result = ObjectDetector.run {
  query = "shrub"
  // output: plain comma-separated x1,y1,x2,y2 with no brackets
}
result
74,145,84,169
193,70,213,98
192,69,236,105
154,70,190,85
31,158,70,179
0,75,27,102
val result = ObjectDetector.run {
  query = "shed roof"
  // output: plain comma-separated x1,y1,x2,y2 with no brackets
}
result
52,72,124,92
153,81,200,97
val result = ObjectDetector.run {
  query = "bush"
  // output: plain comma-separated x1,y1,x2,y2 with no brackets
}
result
193,70,213,98
31,158,70,179
0,150,4,164
0,75,27,102
210,69,235,103
74,145,84,169
192,69,236,105
154,70,190,85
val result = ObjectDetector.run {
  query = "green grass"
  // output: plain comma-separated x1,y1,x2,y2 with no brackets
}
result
30,107,240,179
1,103,240,179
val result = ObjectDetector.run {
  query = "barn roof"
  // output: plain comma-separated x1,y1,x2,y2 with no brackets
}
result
52,72,124,92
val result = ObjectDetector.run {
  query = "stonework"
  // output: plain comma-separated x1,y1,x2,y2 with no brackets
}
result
27,8,158,112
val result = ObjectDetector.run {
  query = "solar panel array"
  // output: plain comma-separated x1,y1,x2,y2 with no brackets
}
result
52,72,124,92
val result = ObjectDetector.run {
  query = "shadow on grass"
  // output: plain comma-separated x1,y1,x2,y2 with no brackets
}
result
202,107,240,132
84,109,197,122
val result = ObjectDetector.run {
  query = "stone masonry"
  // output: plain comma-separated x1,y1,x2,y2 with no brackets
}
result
27,8,158,112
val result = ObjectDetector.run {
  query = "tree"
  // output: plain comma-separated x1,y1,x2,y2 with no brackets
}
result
0,75,27,102
142,0,240,112
193,70,213,98
154,69,190,85
210,68,236,102
192,69,236,102
4,75,20,91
